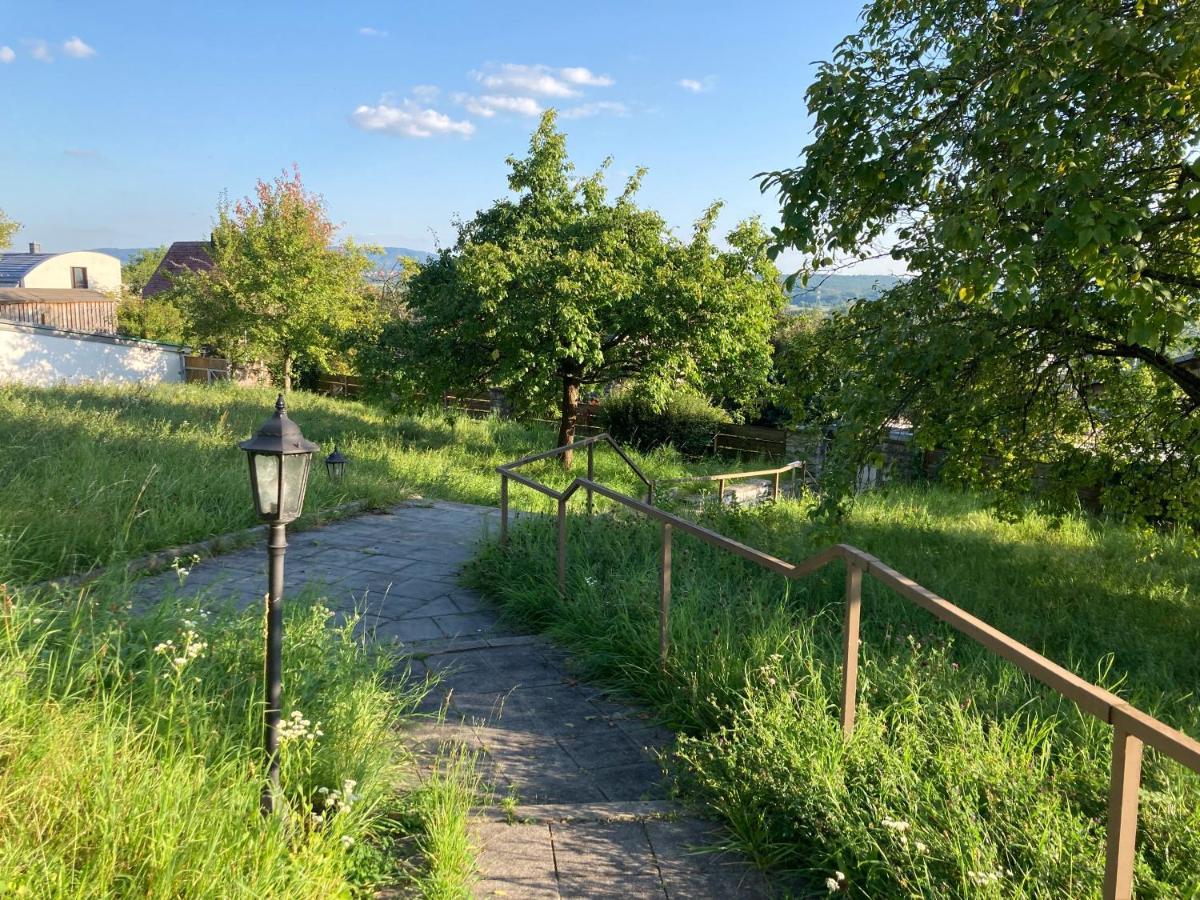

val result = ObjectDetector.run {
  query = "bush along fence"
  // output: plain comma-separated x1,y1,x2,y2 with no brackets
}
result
496,433,1200,900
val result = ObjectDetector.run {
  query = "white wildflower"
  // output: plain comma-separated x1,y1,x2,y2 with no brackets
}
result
279,709,322,742
155,628,206,672
825,877,840,892
968,870,1003,886
881,818,910,833
341,835,355,849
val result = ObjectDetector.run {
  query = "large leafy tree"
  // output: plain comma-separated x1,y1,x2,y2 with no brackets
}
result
173,169,374,391
762,0,1200,516
376,111,785,465
0,208,18,249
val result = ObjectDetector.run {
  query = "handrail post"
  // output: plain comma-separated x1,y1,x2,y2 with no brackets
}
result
1103,725,1144,900
717,478,725,507
773,470,781,499
659,522,672,667
557,496,568,597
586,442,595,518
500,472,509,547
840,562,863,737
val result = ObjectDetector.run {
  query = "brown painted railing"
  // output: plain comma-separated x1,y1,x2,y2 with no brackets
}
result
658,459,809,505
497,433,654,545
496,439,1200,900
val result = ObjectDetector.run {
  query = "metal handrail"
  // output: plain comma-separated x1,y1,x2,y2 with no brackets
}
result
496,444,1200,900
497,432,654,532
657,459,808,505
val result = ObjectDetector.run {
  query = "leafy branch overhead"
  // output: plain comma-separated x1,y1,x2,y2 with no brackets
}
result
762,0,1200,518
370,110,786,463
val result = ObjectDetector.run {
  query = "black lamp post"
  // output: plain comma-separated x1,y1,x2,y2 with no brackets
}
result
239,394,318,816
324,446,348,479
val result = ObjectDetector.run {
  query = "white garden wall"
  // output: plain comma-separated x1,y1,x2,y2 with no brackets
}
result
0,321,185,386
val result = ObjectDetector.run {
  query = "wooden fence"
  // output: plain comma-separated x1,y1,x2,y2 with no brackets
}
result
0,298,117,334
183,356,231,384
714,424,787,460
316,372,363,397
443,392,605,436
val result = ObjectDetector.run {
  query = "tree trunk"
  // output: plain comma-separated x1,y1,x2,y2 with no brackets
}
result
557,376,580,469
282,355,293,393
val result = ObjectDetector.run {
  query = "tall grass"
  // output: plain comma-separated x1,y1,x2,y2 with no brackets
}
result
0,382,710,583
467,487,1200,897
0,567,446,896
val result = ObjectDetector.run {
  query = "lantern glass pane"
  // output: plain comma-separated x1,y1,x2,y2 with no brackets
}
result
252,454,281,517
280,453,311,520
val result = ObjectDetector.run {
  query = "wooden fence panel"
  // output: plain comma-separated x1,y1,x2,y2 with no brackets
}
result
714,424,787,460
183,356,230,384
0,299,118,334
317,373,363,397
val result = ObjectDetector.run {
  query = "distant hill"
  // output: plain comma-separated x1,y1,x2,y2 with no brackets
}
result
788,273,902,310
368,246,434,269
92,246,435,269
91,247,150,264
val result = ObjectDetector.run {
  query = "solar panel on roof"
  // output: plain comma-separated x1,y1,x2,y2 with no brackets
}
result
0,253,56,287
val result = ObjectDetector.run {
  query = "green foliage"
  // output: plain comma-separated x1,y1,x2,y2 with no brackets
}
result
0,208,17,250
0,382,720,583
369,111,785,452
470,488,1200,895
170,168,376,390
0,580,428,896
598,385,731,457
121,245,167,296
762,0,1200,518
116,294,188,345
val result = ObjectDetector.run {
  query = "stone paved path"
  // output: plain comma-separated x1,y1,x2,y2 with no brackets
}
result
134,500,772,898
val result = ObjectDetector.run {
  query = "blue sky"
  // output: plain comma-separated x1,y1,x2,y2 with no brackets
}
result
0,2,880,273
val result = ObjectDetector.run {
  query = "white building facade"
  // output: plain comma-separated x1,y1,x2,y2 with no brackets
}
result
0,246,121,293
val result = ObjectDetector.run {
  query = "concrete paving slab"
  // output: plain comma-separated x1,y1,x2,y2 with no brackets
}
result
472,821,559,899
552,821,666,898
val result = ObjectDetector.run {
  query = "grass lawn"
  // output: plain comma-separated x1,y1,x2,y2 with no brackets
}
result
469,487,1200,897
0,380,719,897
0,576,481,897
0,381,707,583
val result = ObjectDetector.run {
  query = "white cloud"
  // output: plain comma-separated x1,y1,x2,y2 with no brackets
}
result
26,39,52,62
358,26,388,37
62,36,96,59
0,46,14,64
472,63,614,99
462,94,543,118
412,84,440,101
351,100,475,138
559,66,614,87
678,76,715,93
560,101,628,119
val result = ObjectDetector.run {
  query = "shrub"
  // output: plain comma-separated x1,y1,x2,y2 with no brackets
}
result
598,386,731,457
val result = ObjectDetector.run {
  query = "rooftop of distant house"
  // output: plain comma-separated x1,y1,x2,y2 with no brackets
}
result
142,241,214,297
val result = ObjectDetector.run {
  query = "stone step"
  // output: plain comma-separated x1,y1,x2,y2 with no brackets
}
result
479,800,676,825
